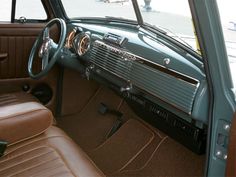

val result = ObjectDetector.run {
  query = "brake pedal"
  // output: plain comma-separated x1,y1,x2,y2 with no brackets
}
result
106,118,123,138
98,102,109,115
98,103,124,138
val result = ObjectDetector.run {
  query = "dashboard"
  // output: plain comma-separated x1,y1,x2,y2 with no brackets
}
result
59,21,208,154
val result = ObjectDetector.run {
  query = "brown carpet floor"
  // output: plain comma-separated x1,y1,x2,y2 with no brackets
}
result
57,86,124,151
90,119,155,174
57,87,205,177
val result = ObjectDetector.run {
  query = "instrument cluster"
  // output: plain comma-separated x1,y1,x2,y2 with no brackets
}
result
65,28,91,56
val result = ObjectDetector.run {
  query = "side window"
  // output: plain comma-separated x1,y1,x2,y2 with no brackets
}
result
15,0,48,21
0,0,12,21
0,0,48,22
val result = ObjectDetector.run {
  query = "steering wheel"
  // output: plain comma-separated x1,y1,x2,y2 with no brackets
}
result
28,18,66,79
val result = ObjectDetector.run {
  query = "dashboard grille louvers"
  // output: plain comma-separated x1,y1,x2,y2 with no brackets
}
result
90,41,131,80
90,40,199,114
130,62,198,114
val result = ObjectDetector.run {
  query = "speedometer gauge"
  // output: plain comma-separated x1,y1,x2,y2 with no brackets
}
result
65,29,76,49
77,34,91,56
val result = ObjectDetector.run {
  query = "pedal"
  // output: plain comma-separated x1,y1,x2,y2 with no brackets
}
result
106,118,123,138
98,103,123,117
98,103,109,115
98,103,124,138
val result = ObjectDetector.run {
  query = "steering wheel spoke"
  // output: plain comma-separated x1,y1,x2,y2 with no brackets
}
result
50,40,58,51
41,50,49,70
43,27,50,41
28,18,66,79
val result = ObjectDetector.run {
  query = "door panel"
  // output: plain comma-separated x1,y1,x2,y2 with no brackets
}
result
226,113,236,176
0,23,43,79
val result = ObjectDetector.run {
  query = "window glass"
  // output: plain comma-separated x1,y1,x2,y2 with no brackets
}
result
61,0,137,21
0,0,12,21
217,0,236,89
138,0,198,52
15,0,47,20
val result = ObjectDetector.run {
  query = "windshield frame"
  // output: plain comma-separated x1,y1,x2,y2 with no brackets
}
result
131,0,143,25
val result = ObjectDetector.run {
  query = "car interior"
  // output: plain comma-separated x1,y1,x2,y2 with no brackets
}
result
0,0,235,177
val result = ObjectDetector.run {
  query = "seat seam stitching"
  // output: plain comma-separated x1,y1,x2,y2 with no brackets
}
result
7,157,61,177
26,160,70,177
0,146,53,163
5,135,68,155
45,144,77,177
0,149,56,172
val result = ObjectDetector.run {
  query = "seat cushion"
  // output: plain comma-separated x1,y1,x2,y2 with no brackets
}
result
0,102,53,145
0,126,105,177
0,92,37,107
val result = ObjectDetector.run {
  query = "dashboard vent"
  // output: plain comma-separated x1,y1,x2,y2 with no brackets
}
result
90,41,131,80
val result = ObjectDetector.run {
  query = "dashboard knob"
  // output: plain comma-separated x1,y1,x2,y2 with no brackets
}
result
163,58,171,66
120,84,132,92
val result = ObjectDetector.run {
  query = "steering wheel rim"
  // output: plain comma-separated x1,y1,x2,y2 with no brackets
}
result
28,18,66,79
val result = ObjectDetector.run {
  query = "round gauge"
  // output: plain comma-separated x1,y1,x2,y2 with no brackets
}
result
77,34,91,56
65,29,76,49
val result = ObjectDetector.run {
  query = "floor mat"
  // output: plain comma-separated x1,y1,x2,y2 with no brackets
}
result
89,119,157,174
57,86,123,151
115,137,205,177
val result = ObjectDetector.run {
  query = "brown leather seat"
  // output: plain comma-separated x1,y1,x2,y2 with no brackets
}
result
0,126,105,177
0,102,105,177
0,91,37,107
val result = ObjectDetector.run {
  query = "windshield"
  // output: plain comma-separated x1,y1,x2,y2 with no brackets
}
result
62,0,136,21
61,0,198,51
138,0,197,51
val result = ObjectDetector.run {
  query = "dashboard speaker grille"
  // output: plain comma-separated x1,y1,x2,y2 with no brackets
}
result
130,61,198,114
90,40,199,114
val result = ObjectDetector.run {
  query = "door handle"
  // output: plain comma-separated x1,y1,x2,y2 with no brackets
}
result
0,53,8,61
